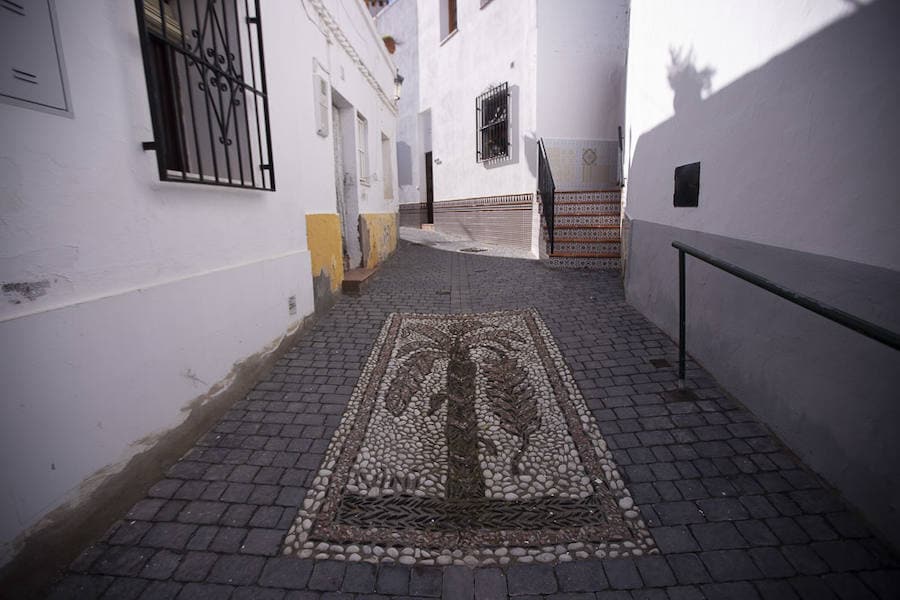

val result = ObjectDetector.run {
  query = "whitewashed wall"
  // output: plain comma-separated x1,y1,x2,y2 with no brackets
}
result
377,0,419,206
623,0,900,548
417,0,538,201
536,0,627,142
623,0,898,268
0,0,395,565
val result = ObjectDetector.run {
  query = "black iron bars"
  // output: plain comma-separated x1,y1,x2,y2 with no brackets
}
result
135,0,275,191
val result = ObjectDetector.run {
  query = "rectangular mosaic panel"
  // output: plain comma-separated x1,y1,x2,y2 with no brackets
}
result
285,309,655,566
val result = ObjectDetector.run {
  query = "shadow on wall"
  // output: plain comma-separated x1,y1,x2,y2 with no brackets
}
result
667,47,716,113
397,141,413,186
624,0,900,550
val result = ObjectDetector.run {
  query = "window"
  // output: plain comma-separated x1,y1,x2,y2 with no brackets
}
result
476,82,509,162
440,0,457,40
136,0,275,190
357,113,369,185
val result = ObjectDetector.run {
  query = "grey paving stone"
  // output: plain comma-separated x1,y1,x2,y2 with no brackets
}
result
634,556,676,587
341,562,377,593
701,550,763,582
508,563,557,595
142,523,197,550
603,558,642,590
410,565,443,597
701,581,762,600
101,577,150,600
231,587,286,600
811,540,878,572
668,554,711,585
137,581,183,600
175,583,235,600
789,576,838,599
443,565,475,600
754,579,801,599
92,546,153,577
748,547,796,579
781,545,829,576
655,501,705,525
140,549,181,580
374,564,409,595
650,525,700,553
821,573,878,600
309,560,347,592
665,585,706,600
207,554,265,586
471,567,506,599
258,557,314,589
556,559,608,591
173,552,218,583
240,528,284,556
691,521,749,550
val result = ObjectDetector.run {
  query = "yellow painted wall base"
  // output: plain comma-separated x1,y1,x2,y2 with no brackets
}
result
306,214,344,299
360,212,398,269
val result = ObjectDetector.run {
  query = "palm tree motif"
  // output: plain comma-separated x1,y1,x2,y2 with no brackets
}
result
384,319,541,500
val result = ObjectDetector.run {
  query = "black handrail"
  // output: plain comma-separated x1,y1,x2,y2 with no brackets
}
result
537,138,556,253
674,241,900,381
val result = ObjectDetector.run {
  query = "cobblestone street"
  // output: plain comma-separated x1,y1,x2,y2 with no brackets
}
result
49,241,899,599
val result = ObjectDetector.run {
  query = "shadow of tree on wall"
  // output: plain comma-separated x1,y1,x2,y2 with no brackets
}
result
667,47,716,113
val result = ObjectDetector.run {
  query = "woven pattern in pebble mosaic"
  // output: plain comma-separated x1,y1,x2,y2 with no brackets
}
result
285,309,655,565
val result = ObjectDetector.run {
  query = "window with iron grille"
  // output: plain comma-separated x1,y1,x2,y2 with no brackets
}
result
476,82,509,163
135,0,275,190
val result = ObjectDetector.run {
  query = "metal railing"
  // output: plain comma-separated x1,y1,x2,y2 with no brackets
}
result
674,241,900,381
135,0,275,191
476,82,509,163
537,138,556,254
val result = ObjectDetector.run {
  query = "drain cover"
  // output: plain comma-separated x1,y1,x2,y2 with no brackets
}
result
460,247,488,253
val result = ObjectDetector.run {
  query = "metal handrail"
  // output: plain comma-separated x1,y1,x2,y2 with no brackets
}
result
537,138,556,253
674,240,900,380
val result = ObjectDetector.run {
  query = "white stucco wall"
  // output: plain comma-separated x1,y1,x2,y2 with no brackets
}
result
536,0,628,142
417,0,538,201
377,0,419,206
300,0,399,218
622,0,900,547
0,0,395,565
623,0,899,269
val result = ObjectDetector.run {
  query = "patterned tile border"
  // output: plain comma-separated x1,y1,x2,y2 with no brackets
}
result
284,309,655,566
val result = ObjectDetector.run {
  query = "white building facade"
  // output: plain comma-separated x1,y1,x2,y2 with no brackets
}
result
379,0,628,256
0,0,398,567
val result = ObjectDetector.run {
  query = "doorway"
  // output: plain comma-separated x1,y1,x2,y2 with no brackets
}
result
425,151,434,224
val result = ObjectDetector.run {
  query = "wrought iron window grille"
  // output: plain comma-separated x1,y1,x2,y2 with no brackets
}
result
135,0,275,191
476,82,509,163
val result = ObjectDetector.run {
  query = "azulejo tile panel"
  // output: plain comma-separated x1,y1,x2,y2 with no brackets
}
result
285,309,655,565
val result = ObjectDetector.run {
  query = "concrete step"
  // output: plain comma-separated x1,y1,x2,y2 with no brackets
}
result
342,268,377,294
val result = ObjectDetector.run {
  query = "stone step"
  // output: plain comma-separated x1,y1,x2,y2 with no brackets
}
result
545,254,622,270
549,240,621,255
544,224,621,239
555,190,622,204
553,203,620,218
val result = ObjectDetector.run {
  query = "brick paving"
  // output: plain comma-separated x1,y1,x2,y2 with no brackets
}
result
48,241,899,599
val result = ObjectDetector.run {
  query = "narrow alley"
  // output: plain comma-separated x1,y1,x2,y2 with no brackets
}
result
45,241,898,599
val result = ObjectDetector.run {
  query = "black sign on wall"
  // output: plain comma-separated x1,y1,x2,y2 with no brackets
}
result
674,162,701,207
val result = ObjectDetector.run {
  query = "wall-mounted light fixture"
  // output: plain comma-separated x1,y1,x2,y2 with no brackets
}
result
394,71,404,102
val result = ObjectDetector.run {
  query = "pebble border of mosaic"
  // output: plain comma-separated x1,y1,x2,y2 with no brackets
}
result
284,309,656,566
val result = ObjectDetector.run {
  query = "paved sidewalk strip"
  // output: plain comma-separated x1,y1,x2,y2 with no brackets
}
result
49,241,898,599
